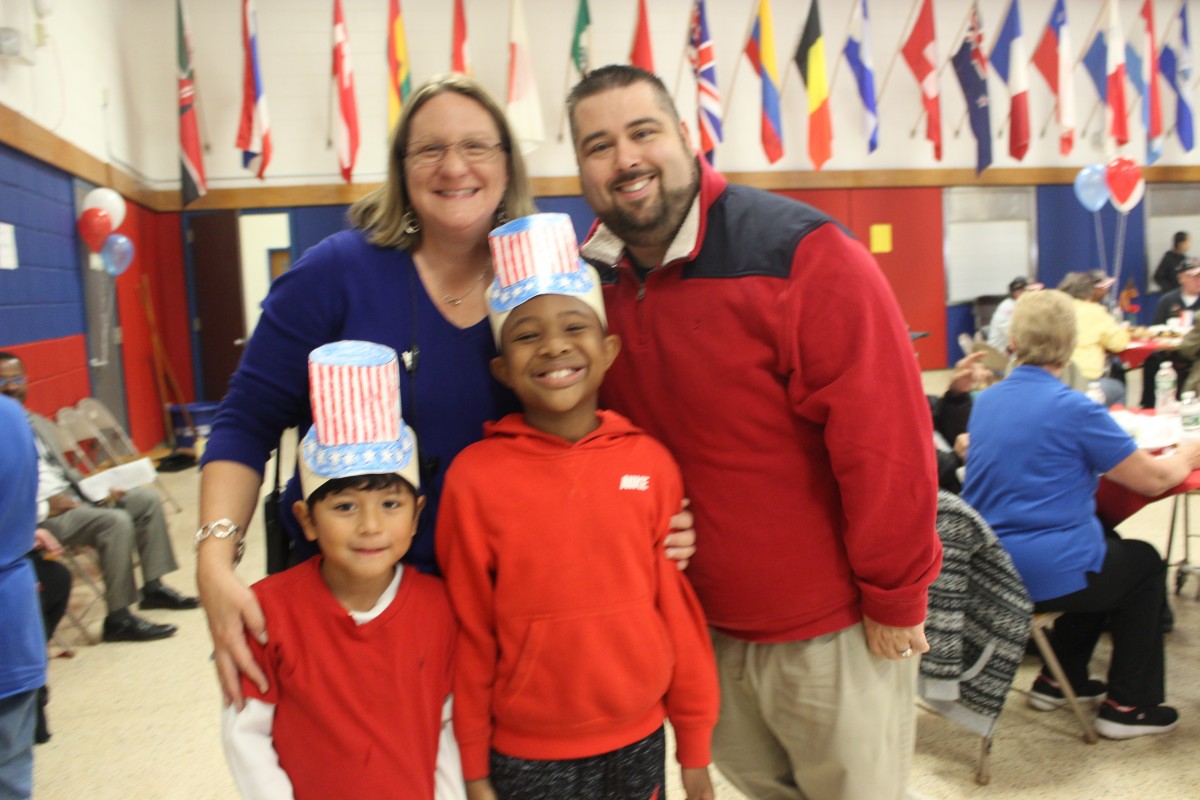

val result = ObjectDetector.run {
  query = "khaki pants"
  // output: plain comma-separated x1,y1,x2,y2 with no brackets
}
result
711,623,917,800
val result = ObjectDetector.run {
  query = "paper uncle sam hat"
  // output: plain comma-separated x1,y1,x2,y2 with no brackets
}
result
486,213,607,344
298,340,419,498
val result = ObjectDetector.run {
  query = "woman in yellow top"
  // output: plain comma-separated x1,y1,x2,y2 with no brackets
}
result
1058,271,1130,406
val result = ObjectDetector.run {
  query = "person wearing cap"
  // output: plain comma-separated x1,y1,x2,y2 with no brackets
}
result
1153,231,1190,292
987,276,1043,352
1057,272,1129,406
1139,262,1200,408
566,65,941,800
222,341,461,800
437,214,718,800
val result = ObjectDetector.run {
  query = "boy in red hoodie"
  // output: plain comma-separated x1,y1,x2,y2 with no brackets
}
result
436,213,718,800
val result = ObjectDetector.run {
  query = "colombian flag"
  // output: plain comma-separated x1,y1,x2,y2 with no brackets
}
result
743,0,783,163
387,0,411,132
795,1,831,169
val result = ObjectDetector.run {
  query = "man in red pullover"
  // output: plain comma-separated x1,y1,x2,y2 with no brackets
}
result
567,65,943,800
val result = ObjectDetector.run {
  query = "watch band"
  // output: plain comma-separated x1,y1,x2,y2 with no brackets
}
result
194,518,246,567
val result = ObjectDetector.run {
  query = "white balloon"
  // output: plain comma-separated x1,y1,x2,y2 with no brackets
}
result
82,187,127,230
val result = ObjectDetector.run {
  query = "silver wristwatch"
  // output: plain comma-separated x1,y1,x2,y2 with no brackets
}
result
194,518,246,567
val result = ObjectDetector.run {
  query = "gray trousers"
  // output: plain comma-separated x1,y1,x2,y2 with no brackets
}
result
40,487,178,614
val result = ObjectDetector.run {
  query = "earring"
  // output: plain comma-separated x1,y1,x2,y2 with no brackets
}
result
495,201,509,227
402,210,421,235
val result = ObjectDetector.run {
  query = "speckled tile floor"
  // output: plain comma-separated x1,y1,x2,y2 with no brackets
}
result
30,370,1200,799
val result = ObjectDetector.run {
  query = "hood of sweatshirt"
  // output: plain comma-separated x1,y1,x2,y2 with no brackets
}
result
481,409,644,454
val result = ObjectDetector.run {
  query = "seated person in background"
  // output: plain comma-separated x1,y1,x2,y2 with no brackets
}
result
0,352,197,644
1153,231,1190,292
929,351,988,494
28,528,70,744
963,289,1200,740
224,341,462,800
1057,273,1129,406
1175,320,1200,398
987,276,1043,352
1151,260,1200,325
1139,261,1200,407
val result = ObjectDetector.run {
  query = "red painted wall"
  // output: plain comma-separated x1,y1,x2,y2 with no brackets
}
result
115,204,195,452
3,336,90,419
776,188,947,369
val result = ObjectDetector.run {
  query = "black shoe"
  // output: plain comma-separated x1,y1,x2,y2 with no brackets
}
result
34,686,50,745
102,612,177,642
1095,700,1179,739
1027,675,1107,711
139,584,199,610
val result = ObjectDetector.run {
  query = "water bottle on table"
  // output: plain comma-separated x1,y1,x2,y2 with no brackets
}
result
1182,392,1200,441
1155,362,1179,416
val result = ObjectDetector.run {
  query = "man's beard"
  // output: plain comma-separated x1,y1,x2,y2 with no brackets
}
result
599,160,700,253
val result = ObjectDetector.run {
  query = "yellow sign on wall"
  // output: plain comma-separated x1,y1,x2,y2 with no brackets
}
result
869,224,893,254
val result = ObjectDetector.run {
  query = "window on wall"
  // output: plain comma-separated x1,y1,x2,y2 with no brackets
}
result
1145,184,1200,286
943,187,1037,305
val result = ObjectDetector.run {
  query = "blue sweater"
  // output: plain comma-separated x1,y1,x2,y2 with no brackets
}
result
0,395,45,700
203,230,517,573
962,366,1136,602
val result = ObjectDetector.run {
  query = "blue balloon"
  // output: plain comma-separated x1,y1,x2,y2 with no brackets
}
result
1073,164,1110,212
100,233,134,277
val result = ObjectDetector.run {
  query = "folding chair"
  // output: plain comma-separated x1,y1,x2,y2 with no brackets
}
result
1164,492,1200,598
55,406,105,471
72,398,181,513
55,546,105,646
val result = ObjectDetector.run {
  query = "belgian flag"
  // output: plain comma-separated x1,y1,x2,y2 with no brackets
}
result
795,2,831,170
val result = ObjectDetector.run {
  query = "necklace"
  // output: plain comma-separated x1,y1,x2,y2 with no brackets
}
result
432,262,489,306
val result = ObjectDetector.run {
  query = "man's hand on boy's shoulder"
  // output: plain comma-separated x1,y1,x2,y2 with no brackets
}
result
681,766,715,800
464,779,497,800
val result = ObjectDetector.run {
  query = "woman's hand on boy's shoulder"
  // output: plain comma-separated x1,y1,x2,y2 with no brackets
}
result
665,497,696,570
465,779,497,800
681,766,715,800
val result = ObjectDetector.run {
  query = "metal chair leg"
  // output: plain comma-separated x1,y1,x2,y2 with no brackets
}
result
1030,614,1099,744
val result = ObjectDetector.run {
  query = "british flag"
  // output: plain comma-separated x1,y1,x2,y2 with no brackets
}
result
688,0,722,164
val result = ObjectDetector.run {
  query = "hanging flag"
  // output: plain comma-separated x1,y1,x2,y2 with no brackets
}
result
1105,0,1130,146
842,0,878,153
794,1,831,170
901,0,941,160
743,0,783,163
332,0,359,183
1160,0,1194,152
630,0,654,72
1083,30,1107,103
386,0,411,132
569,0,591,80
507,0,543,154
177,0,206,205
951,3,992,174
237,0,271,178
1031,0,1075,154
452,0,470,75
1138,0,1164,163
989,0,1030,161
688,0,722,164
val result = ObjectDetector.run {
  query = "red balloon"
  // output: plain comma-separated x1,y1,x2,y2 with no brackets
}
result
1105,157,1145,213
77,207,113,253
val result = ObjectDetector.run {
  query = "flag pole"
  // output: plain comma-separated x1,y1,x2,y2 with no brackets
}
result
875,0,922,103
557,53,574,142
720,0,761,121
327,3,336,151
911,5,972,138
673,10,692,103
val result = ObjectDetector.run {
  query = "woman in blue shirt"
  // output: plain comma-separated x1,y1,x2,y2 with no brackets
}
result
963,289,1200,740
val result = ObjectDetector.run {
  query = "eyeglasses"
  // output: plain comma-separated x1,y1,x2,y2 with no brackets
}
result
0,375,26,389
404,140,505,167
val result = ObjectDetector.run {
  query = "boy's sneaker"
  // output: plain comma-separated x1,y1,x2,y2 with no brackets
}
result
1027,674,1107,711
1095,699,1179,739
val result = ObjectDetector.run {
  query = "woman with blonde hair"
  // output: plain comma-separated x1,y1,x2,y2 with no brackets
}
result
963,289,1200,739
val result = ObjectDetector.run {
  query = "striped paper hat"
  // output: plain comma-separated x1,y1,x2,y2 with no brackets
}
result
487,213,607,344
298,340,419,498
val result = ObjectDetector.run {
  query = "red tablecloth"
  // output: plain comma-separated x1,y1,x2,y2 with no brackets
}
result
1121,339,1179,369
1096,469,1200,527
